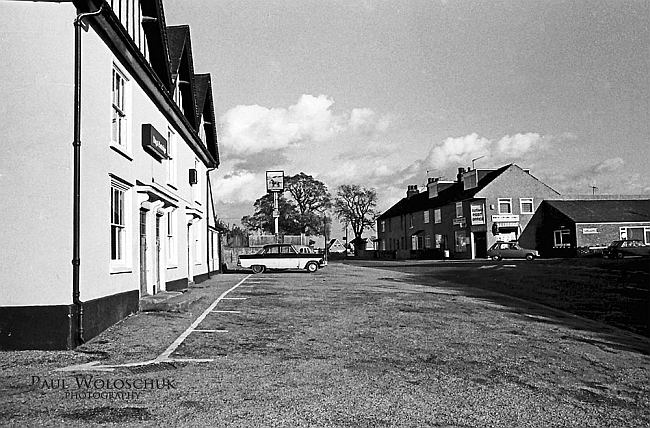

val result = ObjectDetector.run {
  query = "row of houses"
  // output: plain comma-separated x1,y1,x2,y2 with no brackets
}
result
377,164,650,259
1,0,222,350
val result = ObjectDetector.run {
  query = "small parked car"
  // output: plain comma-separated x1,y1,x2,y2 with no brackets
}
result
237,243,327,274
487,241,539,261
603,239,650,259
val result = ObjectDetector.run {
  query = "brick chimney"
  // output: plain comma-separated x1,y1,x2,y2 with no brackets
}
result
406,185,419,199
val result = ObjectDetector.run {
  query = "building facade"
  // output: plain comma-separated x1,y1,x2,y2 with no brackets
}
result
377,164,561,260
529,198,650,257
0,0,221,350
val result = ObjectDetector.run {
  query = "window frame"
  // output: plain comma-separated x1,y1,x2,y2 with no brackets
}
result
434,209,441,224
167,127,177,188
424,210,430,224
455,202,463,218
520,198,534,214
166,210,178,266
553,229,571,248
111,65,130,153
110,176,132,272
498,198,512,214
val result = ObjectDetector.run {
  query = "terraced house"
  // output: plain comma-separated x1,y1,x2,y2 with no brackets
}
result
0,0,221,350
377,164,560,260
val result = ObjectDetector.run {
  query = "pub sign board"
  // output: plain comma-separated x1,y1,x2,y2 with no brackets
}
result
266,170,284,192
142,124,168,160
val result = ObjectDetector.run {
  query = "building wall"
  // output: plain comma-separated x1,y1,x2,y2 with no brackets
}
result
0,3,76,306
475,166,560,253
0,2,218,349
377,166,561,260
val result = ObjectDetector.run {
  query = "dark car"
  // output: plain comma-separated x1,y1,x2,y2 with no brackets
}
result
237,243,327,274
604,239,650,259
487,241,539,261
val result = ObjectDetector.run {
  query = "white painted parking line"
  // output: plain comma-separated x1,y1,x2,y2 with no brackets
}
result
155,274,252,362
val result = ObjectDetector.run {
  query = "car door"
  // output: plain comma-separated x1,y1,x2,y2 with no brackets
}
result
264,245,280,269
280,245,301,268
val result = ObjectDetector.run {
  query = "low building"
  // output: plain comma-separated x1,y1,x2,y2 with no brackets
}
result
529,198,650,257
377,164,560,259
0,0,221,350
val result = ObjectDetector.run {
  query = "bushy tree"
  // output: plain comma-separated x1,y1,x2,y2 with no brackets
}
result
241,193,301,235
285,172,332,235
333,184,378,254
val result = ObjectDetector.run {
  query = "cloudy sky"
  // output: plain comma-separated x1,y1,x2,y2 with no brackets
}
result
164,0,649,233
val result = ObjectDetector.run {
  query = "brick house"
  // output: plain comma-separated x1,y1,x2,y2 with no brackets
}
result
377,164,560,259
527,198,650,257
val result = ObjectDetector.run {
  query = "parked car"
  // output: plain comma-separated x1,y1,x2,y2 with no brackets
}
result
237,244,327,274
604,239,650,259
487,241,539,261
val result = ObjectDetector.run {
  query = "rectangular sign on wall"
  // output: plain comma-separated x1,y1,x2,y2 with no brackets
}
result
470,204,485,225
142,124,168,160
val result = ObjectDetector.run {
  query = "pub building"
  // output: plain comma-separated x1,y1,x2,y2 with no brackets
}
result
0,0,221,350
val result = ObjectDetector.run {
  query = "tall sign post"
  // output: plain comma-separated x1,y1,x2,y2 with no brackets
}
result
266,171,284,243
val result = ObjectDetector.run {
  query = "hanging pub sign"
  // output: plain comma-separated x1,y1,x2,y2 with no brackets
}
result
470,203,485,225
142,124,168,160
266,170,284,192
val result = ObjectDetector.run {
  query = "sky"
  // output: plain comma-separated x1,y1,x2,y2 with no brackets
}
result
163,0,649,235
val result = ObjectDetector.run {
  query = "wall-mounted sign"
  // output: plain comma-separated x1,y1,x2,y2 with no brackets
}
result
452,217,466,227
582,228,599,234
266,170,284,192
470,204,485,225
142,124,168,160
491,214,519,223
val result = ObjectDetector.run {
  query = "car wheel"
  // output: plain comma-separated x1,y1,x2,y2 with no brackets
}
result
306,262,319,273
525,254,535,261
616,252,624,259
251,265,265,274
491,255,502,261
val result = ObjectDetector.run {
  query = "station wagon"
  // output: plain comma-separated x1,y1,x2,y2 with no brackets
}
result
237,244,327,274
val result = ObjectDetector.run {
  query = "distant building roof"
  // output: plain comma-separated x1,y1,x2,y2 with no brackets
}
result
545,199,650,223
377,164,511,220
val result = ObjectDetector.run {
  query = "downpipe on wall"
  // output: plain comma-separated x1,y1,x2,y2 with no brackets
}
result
72,4,104,347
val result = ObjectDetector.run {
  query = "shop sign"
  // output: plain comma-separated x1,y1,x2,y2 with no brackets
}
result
470,204,485,225
491,214,519,223
582,228,598,234
453,217,466,227
142,124,168,160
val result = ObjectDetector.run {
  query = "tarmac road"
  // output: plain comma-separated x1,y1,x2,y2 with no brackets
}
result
1,262,649,427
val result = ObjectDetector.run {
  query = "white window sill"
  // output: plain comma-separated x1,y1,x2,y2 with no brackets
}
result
110,143,133,161
110,265,133,274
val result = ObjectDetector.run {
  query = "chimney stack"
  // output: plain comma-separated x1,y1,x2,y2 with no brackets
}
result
406,185,419,199
457,167,465,182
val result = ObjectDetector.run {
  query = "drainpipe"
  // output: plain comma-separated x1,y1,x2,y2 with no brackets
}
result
72,5,104,347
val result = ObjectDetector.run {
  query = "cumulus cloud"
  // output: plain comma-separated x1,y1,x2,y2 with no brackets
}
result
219,94,390,155
421,132,548,174
541,157,639,195
593,157,625,173
211,169,264,204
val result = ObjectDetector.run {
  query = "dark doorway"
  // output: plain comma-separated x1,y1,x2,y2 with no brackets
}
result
474,232,488,258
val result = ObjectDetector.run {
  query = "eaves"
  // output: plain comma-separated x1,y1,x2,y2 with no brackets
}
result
73,0,217,168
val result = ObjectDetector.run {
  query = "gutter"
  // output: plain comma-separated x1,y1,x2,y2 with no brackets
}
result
72,4,105,347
